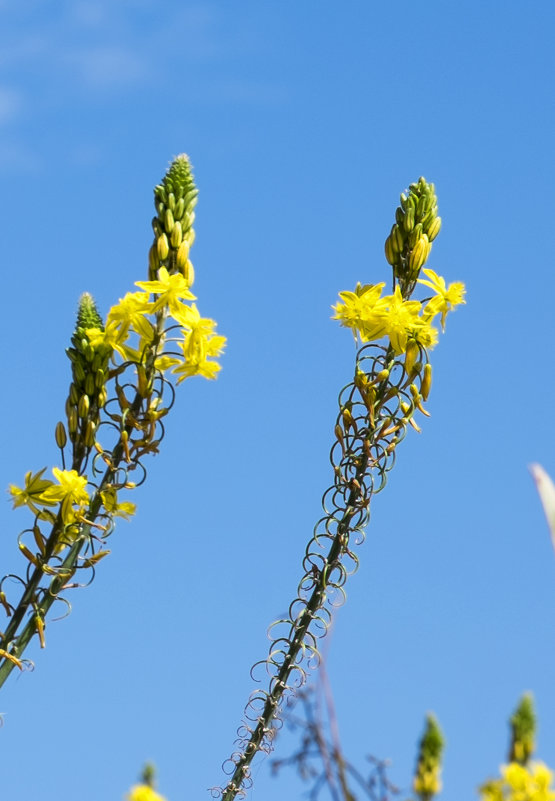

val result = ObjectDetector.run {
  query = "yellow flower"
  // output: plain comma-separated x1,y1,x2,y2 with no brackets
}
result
41,468,90,525
333,283,389,342
382,286,423,354
136,267,196,314
479,762,555,801
9,468,56,516
157,304,226,382
418,268,466,331
107,291,155,342
100,488,136,520
126,784,167,801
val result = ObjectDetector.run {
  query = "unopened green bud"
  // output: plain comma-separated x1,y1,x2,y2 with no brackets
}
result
164,208,174,233
92,351,104,372
167,192,176,211
426,216,441,242
95,368,105,390
67,406,78,434
85,373,95,397
84,421,96,448
174,197,185,219
69,382,80,405
404,205,415,232
176,240,190,270
417,193,430,218
182,259,195,287
55,421,67,449
76,293,103,331
393,224,405,253
148,244,159,275
78,394,90,418
157,233,169,260
171,220,183,248
409,234,429,272
405,340,419,378
421,363,432,400
384,236,396,266
408,222,423,248
97,388,107,408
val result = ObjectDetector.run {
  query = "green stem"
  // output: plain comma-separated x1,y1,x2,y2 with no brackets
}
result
221,453,369,801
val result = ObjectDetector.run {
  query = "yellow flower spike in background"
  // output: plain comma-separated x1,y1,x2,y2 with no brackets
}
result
479,695,555,801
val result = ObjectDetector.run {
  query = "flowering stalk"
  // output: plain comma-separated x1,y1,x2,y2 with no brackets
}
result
413,715,444,801
0,155,225,689
218,178,464,799
479,694,555,801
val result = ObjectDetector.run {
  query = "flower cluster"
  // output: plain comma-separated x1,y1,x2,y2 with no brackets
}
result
86,265,225,383
333,268,465,355
335,176,465,358
480,762,555,801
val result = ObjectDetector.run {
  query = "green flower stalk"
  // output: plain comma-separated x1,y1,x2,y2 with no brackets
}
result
0,155,225,688
509,693,536,766
479,695,555,801
413,715,444,801
218,179,464,800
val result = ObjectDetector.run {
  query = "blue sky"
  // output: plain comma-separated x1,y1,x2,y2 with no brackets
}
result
1,2,555,800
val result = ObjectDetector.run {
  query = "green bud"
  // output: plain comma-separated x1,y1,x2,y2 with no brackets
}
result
426,216,442,241
384,236,396,266
174,197,185,220
408,222,423,248
176,240,190,270
157,233,169,260
95,368,105,390
409,234,429,272
404,205,415,232
85,373,95,397
67,406,78,435
171,220,183,248
421,363,432,400
76,293,103,331
164,207,174,233
55,421,67,449
69,382,80,405
74,361,86,385
78,394,90,418
167,192,176,211
84,421,96,448
392,224,404,253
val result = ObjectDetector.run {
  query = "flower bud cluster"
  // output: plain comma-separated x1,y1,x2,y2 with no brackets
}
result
64,293,111,467
413,714,444,800
384,177,441,291
149,153,198,285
